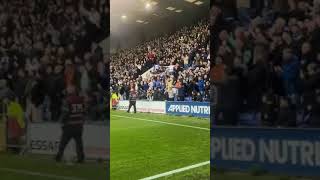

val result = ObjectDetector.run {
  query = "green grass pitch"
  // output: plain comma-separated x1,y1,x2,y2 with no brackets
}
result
110,110,210,180
0,153,107,180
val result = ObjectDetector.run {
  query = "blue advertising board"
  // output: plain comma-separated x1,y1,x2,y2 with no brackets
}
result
211,127,320,176
165,101,210,118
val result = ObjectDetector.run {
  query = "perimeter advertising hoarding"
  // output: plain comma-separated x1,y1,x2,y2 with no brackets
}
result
211,127,320,176
28,123,109,159
166,101,210,118
117,100,166,114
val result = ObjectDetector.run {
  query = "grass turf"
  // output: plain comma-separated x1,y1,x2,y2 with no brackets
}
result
0,153,107,180
161,164,210,180
110,110,210,180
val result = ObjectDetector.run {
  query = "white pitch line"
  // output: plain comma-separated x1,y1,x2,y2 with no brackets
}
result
112,115,210,131
139,161,210,180
0,168,88,180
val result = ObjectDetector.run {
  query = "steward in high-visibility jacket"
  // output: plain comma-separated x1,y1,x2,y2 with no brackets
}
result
111,92,119,109
6,97,25,152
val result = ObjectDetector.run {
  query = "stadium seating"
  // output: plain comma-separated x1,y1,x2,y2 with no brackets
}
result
111,21,210,102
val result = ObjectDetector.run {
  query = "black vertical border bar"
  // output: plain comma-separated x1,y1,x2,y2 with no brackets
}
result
105,1,110,180
210,1,214,179
210,0,223,179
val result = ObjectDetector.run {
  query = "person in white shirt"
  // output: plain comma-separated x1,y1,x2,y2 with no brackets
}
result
168,62,175,75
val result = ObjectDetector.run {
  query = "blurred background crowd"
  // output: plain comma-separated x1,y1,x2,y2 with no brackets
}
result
0,0,109,122
211,0,320,127
111,21,210,102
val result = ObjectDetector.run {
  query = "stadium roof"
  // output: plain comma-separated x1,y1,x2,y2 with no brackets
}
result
110,0,210,49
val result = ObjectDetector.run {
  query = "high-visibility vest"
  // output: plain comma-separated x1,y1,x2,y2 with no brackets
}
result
111,93,118,100
111,93,119,107
7,102,25,129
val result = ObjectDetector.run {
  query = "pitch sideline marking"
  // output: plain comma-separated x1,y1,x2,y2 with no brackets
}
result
139,161,210,180
0,168,88,180
112,115,210,131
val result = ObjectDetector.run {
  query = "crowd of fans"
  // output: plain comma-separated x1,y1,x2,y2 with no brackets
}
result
0,0,109,122
111,21,210,102
212,0,320,127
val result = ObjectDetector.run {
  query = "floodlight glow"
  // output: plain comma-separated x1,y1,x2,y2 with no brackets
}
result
166,7,176,11
121,15,127,20
194,1,204,5
145,2,151,10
